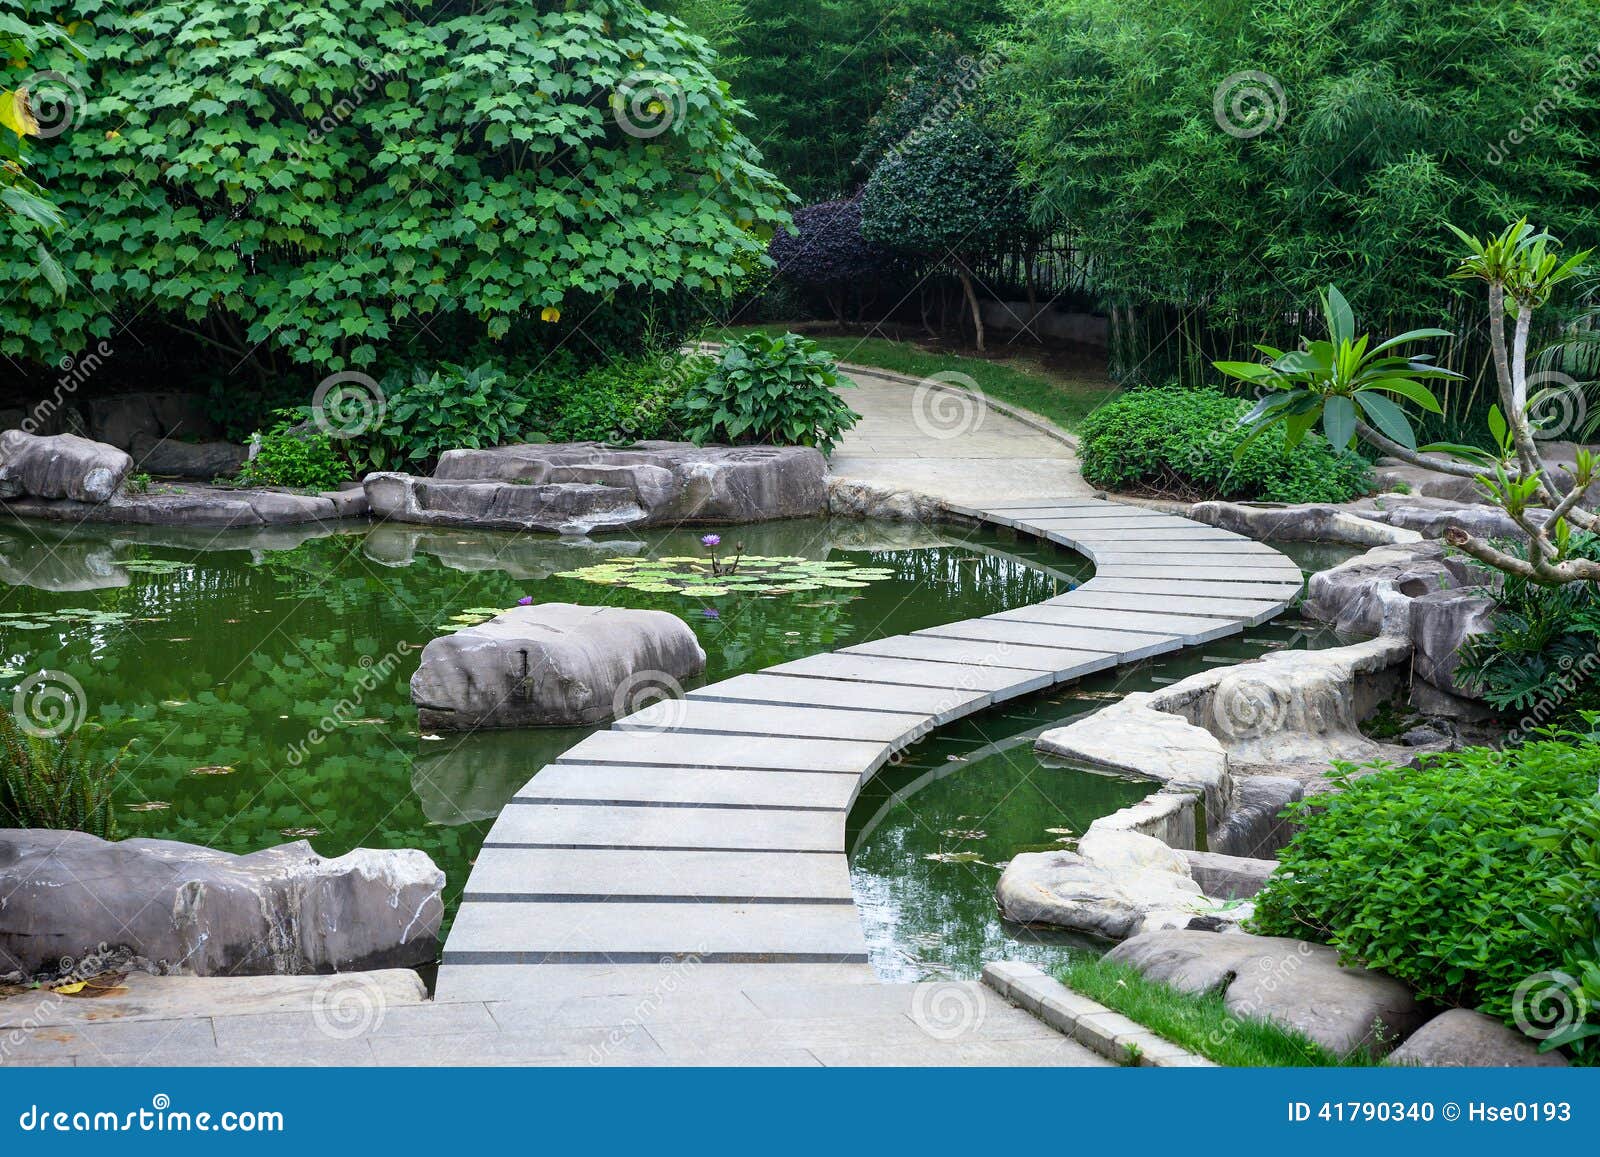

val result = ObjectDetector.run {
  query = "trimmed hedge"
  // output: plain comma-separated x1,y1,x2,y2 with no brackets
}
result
1078,388,1372,503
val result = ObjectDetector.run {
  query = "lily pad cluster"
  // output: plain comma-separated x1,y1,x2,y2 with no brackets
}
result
554,556,896,598
0,608,136,632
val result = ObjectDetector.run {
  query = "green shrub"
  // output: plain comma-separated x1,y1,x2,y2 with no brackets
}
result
679,333,859,453
0,714,123,839
1078,388,1373,503
543,354,713,443
1457,533,1600,726
3,1,788,374
361,362,533,472
1252,734,1600,1063
236,413,349,490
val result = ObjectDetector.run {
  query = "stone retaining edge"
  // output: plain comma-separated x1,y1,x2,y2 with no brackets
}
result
982,961,1217,1067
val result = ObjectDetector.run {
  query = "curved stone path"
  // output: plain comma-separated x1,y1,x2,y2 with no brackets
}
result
436,496,1303,1004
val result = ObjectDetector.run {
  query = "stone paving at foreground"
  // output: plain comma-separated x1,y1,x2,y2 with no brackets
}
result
1,366,1301,1066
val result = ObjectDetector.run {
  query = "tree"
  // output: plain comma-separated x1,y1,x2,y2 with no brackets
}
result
997,0,1600,385
767,195,895,322
1,12,78,293
1221,221,1600,586
0,0,789,381
860,118,1026,350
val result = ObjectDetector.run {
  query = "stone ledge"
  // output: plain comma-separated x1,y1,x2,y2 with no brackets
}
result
982,961,1216,1067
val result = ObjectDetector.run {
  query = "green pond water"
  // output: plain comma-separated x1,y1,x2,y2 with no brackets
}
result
0,515,1087,927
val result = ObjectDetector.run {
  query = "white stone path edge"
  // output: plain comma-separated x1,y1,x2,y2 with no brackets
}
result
435,496,1303,1001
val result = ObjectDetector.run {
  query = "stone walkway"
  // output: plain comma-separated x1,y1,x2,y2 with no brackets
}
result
0,365,1300,1067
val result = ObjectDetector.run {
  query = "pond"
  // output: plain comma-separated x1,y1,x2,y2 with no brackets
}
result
847,539,1350,982
0,515,1089,927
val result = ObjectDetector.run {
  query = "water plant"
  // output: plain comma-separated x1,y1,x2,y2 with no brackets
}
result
0,712,124,838
554,555,896,597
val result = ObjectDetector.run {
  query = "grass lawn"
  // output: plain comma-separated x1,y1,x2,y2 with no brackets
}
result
713,324,1121,434
1054,957,1379,1067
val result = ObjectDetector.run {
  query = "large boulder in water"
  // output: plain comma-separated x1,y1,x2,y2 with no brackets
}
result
0,430,132,503
0,830,444,977
410,601,707,730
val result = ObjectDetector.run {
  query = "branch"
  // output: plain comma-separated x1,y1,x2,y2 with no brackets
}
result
1443,526,1600,583
1353,419,1492,480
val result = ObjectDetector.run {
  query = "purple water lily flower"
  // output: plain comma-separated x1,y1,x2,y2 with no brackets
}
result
701,534,721,548
517,596,534,606
701,607,720,620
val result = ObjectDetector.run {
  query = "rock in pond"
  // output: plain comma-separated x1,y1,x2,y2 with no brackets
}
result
128,432,249,479
410,601,707,730
369,441,827,531
1386,1008,1568,1068
1,482,347,527
995,830,1242,941
0,830,443,977
1106,929,1427,1056
0,430,132,503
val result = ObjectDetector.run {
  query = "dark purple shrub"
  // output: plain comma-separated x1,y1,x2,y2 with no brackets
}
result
768,196,893,288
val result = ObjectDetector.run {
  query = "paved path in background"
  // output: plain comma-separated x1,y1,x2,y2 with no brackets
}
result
827,365,1097,506
1,366,1298,1067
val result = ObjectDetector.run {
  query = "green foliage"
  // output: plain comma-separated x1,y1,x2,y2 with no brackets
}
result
715,0,1006,199
0,0,789,374
1078,387,1372,502
0,13,79,292
679,332,859,453
998,0,1600,384
1216,285,1459,455
860,118,1026,262
236,413,349,491
1456,534,1600,719
539,353,712,443
0,713,122,838
1252,735,1600,1063
555,554,896,597
362,362,533,472
1054,956,1370,1066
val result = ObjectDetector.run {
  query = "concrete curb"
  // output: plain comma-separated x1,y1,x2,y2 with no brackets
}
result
982,961,1218,1068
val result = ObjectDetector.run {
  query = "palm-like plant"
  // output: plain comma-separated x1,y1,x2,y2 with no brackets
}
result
1217,220,1600,587
1216,285,1460,455
0,713,123,838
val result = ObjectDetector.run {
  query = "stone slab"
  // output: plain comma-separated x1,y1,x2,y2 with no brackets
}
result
554,730,889,775
769,652,1050,697
1048,589,1286,623
1081,576,1302,601
433,962,879,1003
612,699,932,745
916,617,1180,661
988,603,1245,645
515,763,860,811
461,847,855,902
1094,564,1306,582
483,803,844,852
687,672,991,723
442,900,870,963
839,634,1118,677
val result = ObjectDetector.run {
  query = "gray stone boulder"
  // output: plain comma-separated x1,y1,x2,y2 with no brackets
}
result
1303,541,1461,638
86,392,217,450
1180,850,1277,899
1107,930,1427,1056
424,441,827,527
1,483,344,527
129,433,249,479
0,430,132,503
1386,1008,1568,1068
411,601,707,730
1410,589,1496,699
0,830,443,977
1189,501,1420,547
1371,461,1488,505
364,473,650,534
1210,775,1303,858
828,477,947,524
996,830,1244,941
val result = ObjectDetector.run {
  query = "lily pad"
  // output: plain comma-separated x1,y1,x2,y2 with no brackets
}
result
556,554,899,598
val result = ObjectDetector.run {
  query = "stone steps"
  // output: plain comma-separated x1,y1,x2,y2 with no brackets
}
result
436,496,1300,1014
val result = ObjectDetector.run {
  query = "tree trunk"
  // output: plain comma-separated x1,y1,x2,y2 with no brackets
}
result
958,266,985,351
